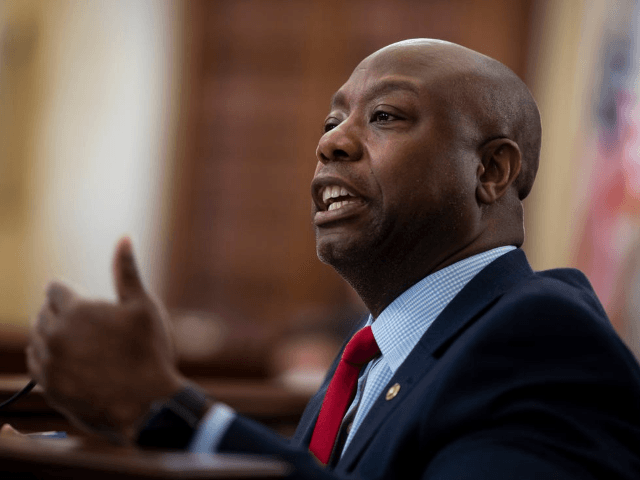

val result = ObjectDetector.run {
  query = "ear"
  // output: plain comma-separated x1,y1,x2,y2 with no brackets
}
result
476,138,522,204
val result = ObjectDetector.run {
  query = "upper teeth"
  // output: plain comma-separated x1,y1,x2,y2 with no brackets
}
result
322,185,353,205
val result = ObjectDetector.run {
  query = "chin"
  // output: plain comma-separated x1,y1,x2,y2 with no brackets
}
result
316,238,371,270
315,220,387,273
316,242,343,266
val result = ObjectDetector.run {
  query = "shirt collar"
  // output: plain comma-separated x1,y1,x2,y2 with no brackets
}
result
369,246,516,373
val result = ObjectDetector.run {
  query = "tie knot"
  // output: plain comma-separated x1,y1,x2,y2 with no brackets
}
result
341,326,379,366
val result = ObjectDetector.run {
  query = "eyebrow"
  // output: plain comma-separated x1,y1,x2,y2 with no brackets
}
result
330,78,420,109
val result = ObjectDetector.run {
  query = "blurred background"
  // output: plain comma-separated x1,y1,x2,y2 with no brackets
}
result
0,0,639,388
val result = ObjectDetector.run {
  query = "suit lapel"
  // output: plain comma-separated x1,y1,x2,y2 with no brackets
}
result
292,382,329,446
338,249,534,470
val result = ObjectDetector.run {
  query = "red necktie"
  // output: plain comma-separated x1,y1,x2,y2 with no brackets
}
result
309,326,380,464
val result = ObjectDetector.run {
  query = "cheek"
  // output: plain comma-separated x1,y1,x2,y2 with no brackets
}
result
377,159,472,220
376,154,442,203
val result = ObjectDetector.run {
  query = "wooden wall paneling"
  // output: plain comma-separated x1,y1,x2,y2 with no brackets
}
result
167,1,361,323
164,0,206,310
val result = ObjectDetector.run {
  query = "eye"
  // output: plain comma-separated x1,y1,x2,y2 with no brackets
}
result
323,117,340,133
371,111,396,123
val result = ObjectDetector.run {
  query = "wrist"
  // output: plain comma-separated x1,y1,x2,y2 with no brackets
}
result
135,382,214,449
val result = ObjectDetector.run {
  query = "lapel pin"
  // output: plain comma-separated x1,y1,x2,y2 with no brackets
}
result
385,383,401,400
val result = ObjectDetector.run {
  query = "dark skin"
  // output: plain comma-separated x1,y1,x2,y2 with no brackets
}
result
312,39,537,316
24,39,540,442
26,237,187,443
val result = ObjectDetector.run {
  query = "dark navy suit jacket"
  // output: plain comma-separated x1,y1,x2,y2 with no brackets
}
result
218,249,640,479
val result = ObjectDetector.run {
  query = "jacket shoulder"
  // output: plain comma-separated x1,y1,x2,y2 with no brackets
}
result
498,267,610,329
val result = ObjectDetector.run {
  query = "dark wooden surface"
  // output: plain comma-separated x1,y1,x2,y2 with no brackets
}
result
0,376,312,436
0,435,289,479
0,376,308,478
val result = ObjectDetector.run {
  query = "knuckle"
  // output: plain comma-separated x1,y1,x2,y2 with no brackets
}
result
45,281,59,297
35,306,52,336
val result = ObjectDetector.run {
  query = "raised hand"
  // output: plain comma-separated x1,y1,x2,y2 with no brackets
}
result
26,237,187,443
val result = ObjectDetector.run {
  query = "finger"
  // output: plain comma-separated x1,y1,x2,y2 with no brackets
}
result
29,322,50,359
112,237,146,303
0,424,24,437
34,304,57,338
46,281,76,315
25,344,45,388
28,308,53,383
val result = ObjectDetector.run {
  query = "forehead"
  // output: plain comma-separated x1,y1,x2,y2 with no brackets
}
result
330,46,453,108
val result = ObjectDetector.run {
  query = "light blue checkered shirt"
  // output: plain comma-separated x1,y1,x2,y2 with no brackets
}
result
340,245,516,454
190,246,516,455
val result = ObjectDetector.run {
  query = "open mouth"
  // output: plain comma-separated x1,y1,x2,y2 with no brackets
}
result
321,185,360,211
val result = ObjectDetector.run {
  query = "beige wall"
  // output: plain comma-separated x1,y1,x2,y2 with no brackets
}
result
524,0,613,270
0,0,183,327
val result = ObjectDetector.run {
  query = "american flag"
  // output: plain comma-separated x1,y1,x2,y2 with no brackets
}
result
575,0,640,354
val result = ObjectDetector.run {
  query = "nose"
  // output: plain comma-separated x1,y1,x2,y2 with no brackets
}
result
315,121,363,164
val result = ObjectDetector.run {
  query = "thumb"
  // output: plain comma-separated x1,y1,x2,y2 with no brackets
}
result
0,424,24,437
113,237,146,302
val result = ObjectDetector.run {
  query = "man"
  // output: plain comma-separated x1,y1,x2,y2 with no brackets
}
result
26,39,640,479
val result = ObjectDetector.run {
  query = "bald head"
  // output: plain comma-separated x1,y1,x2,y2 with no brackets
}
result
313,39,541,313
361,39,541,200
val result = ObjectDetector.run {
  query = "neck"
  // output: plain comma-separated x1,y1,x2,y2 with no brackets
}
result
335,246,477,318
335,235,519,318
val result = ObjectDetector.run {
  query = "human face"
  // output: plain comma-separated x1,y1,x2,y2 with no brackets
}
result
311,45,481,273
